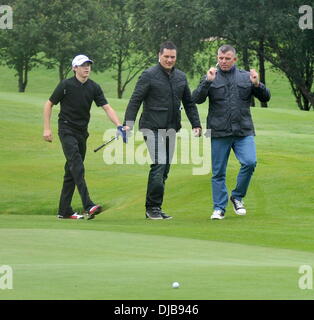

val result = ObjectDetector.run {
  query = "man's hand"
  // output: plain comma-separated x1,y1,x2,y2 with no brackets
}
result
206,67,217,81
193,127,202,137
250,69,260,87
43,129,53,142
117,125,127,143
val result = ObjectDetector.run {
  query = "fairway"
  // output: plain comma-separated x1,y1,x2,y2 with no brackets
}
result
1,221,314,300
1,65,314,300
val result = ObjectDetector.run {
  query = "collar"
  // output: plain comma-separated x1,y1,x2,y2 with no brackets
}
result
158,63,175,76
220,64,236,74
73,75,89,85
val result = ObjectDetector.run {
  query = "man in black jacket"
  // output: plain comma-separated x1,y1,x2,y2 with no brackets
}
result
192,45,271,220
124,41,202,220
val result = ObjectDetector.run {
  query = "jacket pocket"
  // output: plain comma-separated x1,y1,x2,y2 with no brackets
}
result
209,83,226,101
238,83,252,101
208,110,229,131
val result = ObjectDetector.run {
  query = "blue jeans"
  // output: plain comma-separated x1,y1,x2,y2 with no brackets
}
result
211,135,257,212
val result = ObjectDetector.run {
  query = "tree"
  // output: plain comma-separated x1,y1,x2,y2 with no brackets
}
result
206,0,269,107
206,0,313,110
0,0,44,92
262,2,314,110
104,0,155,99
39,0,112,81
129,0,213,73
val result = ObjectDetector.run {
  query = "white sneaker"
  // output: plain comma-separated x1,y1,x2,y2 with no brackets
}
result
57,212,84,219
210,209,225,220
230,196,246,215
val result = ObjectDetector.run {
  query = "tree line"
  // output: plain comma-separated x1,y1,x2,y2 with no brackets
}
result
0,0,313,110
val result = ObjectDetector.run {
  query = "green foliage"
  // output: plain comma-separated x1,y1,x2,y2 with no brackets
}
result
128,0,213,72
39,0,112,80
207,0,314,110
262,4,314,110
0,0,312,109
103,0,156,98
0,0,45,91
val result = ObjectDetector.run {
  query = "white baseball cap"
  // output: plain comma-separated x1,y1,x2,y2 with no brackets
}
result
72,54,93,67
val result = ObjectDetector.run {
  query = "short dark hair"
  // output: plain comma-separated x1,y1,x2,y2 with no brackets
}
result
218,45,236,56
159,41,177,54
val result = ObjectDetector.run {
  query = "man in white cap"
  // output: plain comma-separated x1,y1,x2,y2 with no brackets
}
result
43,54,126,220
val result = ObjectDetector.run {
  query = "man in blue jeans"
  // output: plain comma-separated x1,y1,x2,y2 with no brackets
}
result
192,45,271,219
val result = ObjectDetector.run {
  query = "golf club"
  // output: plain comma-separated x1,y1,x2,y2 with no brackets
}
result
94,136,118,152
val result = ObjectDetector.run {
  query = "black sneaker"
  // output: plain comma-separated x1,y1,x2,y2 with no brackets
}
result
145,207,163,220
160,209,173,220
230,196,246,215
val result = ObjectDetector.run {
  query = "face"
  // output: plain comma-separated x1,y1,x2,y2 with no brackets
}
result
159,49,177,70
217,51,237,71
74,62,91,78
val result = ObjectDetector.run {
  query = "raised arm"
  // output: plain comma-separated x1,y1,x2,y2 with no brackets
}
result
250,69,271,102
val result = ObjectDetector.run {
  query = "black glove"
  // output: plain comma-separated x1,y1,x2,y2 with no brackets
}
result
117,126,127,143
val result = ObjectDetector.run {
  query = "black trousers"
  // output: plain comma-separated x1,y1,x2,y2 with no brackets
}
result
58,124,94,216
144,129,176,208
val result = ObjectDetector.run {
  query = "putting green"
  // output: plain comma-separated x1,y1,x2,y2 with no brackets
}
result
1,227,313,300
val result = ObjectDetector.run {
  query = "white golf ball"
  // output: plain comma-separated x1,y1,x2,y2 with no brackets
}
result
172,282,180,289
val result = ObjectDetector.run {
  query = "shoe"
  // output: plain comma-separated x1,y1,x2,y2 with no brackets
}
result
57,212,84,219
210,209,225,220
230,196,246,215
85,205,103,220
145,207,163,220
160,209,173,220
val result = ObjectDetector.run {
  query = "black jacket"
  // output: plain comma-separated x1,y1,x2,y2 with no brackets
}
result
124,64,201,131
192,66,271,137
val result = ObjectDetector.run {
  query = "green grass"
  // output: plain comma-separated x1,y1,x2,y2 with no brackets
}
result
1,226,314,300
0,64,314,300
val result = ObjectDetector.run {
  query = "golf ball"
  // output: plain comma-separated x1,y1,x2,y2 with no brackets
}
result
172,282,180,289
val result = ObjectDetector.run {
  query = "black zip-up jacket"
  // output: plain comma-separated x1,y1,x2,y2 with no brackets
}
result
124,64,201,131
192,66,271,137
